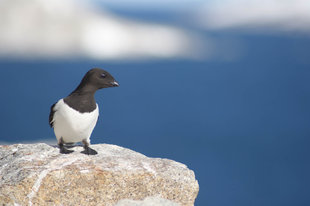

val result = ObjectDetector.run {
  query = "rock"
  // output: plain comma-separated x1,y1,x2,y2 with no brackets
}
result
0,143,199,206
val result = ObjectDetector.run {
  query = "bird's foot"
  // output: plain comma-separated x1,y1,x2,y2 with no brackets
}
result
59,144,74,154
81,146,98,155
60,147,74,154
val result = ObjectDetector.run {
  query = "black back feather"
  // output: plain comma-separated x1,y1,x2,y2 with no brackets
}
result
49,103,56,128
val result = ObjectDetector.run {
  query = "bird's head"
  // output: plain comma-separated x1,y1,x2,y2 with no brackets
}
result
81,68,119,90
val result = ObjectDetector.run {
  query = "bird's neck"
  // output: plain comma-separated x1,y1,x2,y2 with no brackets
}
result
64,85,98,113
71,83,98,96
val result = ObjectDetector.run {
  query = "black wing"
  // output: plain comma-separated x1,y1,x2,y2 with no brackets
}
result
49,103,56,128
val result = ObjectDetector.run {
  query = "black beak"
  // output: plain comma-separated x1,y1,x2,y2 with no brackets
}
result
110,81,119,87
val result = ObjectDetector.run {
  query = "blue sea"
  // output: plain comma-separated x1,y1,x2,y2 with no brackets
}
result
1,9,310,206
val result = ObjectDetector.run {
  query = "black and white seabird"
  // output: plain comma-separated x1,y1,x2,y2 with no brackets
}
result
49,68,119,155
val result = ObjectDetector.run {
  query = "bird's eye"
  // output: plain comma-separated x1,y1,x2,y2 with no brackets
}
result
101,73,106,78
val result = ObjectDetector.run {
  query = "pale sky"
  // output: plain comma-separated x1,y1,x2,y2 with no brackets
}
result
1,0,309,61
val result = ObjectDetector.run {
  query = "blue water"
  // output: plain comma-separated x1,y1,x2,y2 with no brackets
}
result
1,35,310,205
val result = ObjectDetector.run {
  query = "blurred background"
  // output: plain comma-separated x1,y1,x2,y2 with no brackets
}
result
1,0,310,205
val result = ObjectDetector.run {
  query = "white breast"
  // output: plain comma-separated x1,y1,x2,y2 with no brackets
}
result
52,99,99,143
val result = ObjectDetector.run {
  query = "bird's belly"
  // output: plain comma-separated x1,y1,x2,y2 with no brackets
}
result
53,100,99,143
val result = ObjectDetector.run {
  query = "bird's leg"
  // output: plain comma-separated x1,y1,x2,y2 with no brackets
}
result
58,137,74,154
82,139,98,155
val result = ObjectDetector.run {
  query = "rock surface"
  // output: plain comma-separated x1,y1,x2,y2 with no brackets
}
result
115,195,180,206
0,143,199,206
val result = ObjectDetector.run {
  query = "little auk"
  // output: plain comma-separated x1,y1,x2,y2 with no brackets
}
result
49,68,119,155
